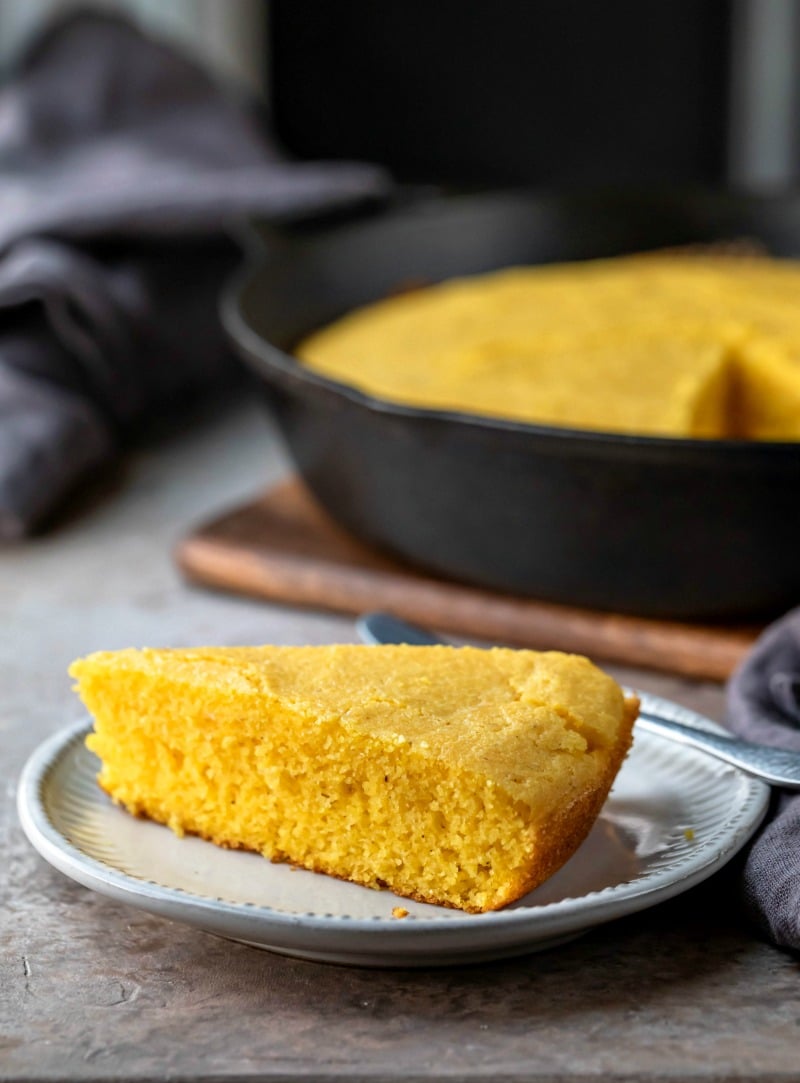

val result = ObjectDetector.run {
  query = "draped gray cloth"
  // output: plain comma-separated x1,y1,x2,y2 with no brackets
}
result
727,608,800,952
0,11,391,538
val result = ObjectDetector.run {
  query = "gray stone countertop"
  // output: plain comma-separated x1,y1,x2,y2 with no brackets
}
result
2,395,798,1083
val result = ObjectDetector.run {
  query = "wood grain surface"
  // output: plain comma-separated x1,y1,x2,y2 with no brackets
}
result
176,480,760,681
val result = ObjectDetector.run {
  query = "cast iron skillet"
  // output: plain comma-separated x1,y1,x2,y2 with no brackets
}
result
223,189,800,620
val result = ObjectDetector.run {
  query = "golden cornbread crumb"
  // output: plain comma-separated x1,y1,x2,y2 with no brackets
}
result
684,828,695,842
70,644,637,913
298,254,800,439
392,907,410,919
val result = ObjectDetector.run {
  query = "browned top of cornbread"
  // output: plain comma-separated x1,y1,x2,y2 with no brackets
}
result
71,644,634,807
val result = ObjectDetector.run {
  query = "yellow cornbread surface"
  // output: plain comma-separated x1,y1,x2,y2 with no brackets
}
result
71,644,638,913
298,254,800,439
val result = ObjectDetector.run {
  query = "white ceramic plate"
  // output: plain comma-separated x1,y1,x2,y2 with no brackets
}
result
18,693,769,967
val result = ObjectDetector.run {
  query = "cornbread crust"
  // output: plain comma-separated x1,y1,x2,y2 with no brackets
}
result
489,692,639,908
72,644,638,913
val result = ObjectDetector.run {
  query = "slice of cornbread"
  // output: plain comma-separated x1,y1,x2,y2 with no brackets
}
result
71,645,638,913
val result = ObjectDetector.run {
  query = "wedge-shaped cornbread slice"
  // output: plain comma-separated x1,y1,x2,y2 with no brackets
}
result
71,645,638,913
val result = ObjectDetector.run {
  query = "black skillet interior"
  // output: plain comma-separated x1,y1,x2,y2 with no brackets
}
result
224,189,800,620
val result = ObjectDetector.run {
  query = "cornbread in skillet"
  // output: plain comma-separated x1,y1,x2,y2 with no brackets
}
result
298,253,800,439
71,644,638,913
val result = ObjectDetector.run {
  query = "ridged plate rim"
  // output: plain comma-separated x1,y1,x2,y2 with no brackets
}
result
17,692,770,965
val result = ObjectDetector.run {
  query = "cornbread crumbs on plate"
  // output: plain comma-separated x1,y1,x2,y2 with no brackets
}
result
70,643,637,913
392,907,410,919
299,254,800,439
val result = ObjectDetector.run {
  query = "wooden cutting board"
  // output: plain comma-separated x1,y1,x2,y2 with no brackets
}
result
175,479,761,681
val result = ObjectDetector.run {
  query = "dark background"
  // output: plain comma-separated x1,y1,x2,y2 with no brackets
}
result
270,1,732,188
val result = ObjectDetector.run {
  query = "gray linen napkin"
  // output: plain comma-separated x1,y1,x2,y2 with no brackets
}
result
0,11,391,539
727,608,800,952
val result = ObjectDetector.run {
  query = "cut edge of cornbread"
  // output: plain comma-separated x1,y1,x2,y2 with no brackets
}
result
729,338,800,439
71,645,638,913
